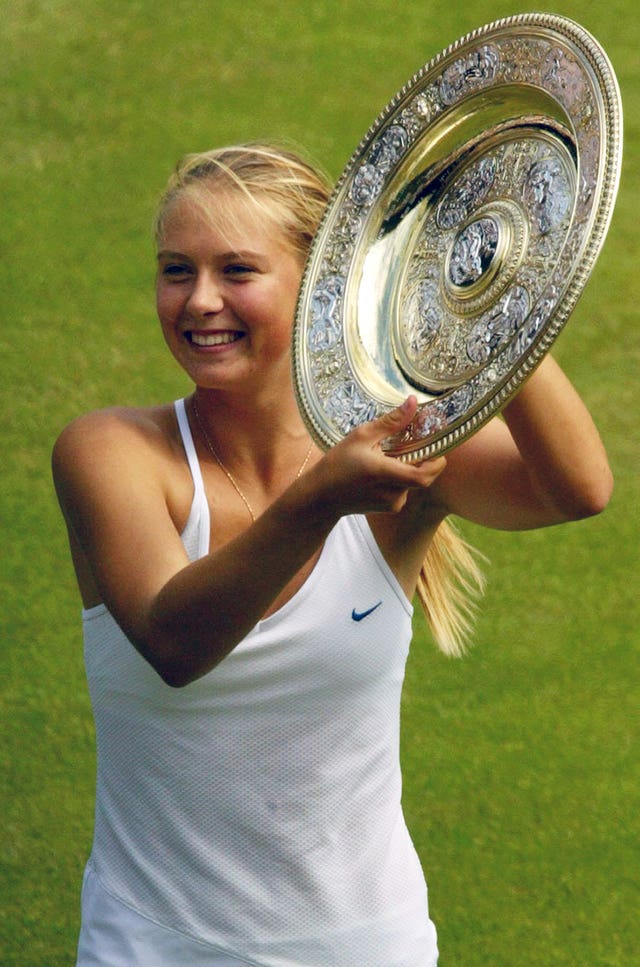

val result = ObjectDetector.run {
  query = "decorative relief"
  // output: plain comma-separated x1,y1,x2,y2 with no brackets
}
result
436,156,496,229
394,135,574,390
369,124,410,171
523,158,573,234
541,48,587,108
323,382,380,434
467,285,531,364
438,45,500,106
447,217,500,287
349,163,385,207
499,37,552,83
401,277,442,358
307,275,345,352
294,15,621,458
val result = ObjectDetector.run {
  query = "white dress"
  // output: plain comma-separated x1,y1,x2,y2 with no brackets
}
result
76,399,439,966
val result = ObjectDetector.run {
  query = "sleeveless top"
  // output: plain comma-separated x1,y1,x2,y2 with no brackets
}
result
78,398,439,966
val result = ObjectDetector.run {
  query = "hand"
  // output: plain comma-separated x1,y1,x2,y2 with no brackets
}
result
311,396,447,516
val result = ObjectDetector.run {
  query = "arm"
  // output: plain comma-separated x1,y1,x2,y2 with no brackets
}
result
52,400,446,686
429,355,613,530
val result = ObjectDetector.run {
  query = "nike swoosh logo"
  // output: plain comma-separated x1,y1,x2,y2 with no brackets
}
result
351,601,383,622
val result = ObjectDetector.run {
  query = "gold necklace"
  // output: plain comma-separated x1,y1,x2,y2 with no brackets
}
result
192,397,313,522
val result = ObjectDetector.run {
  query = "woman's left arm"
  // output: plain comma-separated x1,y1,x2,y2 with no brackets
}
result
428,354,613,531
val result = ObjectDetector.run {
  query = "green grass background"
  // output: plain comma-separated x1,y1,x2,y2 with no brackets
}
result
1,1,638,964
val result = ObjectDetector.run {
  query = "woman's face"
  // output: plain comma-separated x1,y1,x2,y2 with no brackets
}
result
156,189,305,396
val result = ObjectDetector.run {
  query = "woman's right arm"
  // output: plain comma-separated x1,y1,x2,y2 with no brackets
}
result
53,401,445,686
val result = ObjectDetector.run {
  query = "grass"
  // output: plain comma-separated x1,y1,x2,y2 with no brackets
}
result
1,1,638,963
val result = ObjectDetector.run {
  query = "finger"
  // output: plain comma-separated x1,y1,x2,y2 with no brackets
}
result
396,454,447,490
416,454,448,481
361,396,419,445
410,454,448,473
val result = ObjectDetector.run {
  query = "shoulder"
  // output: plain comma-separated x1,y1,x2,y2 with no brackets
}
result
53,404,177,464
52,403,183,502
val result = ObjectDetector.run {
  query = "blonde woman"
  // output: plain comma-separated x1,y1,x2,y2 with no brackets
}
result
53,144,612,966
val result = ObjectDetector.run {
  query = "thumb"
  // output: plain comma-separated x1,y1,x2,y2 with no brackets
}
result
368,396,419,443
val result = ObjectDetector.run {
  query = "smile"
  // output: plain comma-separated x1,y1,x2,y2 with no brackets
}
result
189,331,243,347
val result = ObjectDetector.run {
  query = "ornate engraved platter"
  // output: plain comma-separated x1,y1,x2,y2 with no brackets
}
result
292,14,623,459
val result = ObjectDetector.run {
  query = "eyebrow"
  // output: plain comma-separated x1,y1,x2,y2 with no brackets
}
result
156,249,266,262
221,249,265,261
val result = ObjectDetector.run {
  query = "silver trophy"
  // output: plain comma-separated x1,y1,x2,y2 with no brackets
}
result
293,14,623,459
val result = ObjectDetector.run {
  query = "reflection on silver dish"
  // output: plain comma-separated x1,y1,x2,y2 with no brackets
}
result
293,13,622,459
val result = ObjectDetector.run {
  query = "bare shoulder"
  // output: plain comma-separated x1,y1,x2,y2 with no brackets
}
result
51,402,186,520
53,403,179,475
54,403,175,455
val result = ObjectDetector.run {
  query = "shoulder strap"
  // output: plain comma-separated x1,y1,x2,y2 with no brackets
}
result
174,399,205,495
174,398,210,559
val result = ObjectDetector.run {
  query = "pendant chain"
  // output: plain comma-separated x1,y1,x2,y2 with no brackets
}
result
192,397,313,523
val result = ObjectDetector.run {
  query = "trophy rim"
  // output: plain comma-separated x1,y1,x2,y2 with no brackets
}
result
292,13,623,460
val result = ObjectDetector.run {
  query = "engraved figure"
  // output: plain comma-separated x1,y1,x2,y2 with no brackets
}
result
436,156,496,229
350,163,385,206
325,382,379,433
467,285,530,363
438,45,500,105
448,217,499,287
541,48,586,107
524,158,572,234
443,385,475,421
415,405,447,437
403,278,441,359
308,275,345,352
369,124,409,172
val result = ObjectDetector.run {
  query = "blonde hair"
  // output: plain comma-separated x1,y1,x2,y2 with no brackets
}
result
154,142,332,262
416,519,486,657
156,142,485,655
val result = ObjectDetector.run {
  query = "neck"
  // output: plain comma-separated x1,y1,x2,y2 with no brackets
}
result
190,386,315,478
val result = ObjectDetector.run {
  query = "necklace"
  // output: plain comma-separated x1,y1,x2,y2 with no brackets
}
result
192,397,313,522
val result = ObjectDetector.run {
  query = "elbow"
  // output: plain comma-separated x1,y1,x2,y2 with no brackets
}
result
143,596,203,688
139,639,194,688
142,622,204,689
146,637,210,689
152,650,211,689
587,472,614,518
155,661,195,689
144,590,235,687
562,466,614,522
582,462,614,518
143,620,228,688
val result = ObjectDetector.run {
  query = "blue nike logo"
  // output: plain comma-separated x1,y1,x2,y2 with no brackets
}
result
351,601,383,622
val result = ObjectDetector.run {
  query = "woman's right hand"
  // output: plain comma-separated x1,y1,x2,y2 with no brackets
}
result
307,396,447,517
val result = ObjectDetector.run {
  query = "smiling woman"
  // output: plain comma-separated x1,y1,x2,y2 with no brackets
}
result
52,141,612,966
155,189,304,397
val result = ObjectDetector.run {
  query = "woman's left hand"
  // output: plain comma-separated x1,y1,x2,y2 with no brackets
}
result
426,354,613,531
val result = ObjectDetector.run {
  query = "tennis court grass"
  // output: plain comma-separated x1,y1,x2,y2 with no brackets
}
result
2,2,638,963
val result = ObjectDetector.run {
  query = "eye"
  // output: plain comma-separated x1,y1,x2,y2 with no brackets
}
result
159,262,193,280
223,263,256,279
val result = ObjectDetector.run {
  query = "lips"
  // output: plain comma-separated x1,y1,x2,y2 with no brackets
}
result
189,330,243,347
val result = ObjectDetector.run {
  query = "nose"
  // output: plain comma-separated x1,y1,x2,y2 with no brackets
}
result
186,270,224,316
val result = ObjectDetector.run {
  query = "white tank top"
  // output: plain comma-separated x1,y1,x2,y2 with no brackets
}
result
79,399,438,966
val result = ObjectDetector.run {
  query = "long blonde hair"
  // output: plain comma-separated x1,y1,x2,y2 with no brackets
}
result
156,142,485,655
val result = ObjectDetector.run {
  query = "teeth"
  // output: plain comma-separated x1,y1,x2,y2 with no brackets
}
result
190,331,240,347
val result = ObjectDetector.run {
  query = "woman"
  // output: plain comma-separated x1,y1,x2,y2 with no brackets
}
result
52,144,613,966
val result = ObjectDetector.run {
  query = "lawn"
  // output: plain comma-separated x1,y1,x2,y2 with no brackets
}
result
1,1,638,964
